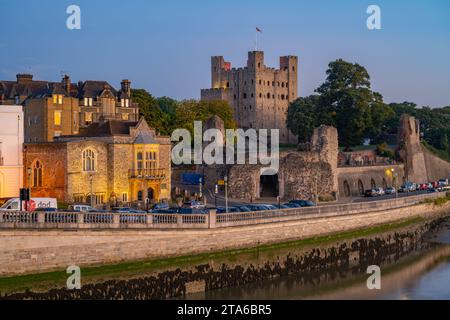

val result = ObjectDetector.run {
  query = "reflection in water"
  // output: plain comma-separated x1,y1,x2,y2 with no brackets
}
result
188,218,450,300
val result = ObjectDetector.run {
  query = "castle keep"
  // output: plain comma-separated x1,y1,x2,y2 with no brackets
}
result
201,51,298,144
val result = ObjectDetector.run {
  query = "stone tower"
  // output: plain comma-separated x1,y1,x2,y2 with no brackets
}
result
201,51,298,144
397,114,428,182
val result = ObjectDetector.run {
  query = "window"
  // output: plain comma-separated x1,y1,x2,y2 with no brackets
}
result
85,112,93,124
84,97,93,107
53,95,58,104
54,111,62,126
95,193,105,205
54,131,61,137
33,160,43,187
122,193,128,202
58,95,63,104
145,151,157,169
82,149,96,172
267,93,271,99
243,93,247,99
73,194,85,203
121,113,129,120
137,152,143,170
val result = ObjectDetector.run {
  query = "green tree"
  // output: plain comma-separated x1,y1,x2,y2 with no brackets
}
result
131,89,169,135
287,95,319,143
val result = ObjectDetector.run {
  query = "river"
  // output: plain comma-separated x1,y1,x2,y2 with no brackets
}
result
186,218,450,300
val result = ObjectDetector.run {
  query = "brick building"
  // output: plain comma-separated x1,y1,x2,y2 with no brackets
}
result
23,118,171,207
0,74,140,142
201,51,298,144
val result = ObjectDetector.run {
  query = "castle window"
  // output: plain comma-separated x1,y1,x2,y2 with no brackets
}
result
272,81,275,86
243,93,247,99
251,93,254,98
292,66,295,71
226,82,230,88
272,94,275,99
249,105,252,110
281,82,285,88
259,93,262,98
267,93,270,99
82,149,96,172
233,94,236,100
32,160,43,188
259,80,262,85
278,82,280,87
258,63,261,68
281,94,285,100
251,79,254,85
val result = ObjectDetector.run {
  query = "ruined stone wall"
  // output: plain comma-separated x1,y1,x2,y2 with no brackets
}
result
422,146,450,182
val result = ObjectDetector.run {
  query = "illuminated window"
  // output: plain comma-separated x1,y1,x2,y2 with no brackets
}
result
145,151,157,169
122,193,128,202
125,99,129,107
53,95,58,104
54,111,62,126
121,113,129,120
73,194,84,203
82,149,95,172
33,160,43,187
95,193,105,204
58,95,63,104
85,112,93,124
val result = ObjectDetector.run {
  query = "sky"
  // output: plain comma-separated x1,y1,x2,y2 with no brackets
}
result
0,0,449,107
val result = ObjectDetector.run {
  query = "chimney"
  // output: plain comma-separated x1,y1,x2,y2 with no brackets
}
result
16,74,33,84
121,79,131,96
62,74,71,93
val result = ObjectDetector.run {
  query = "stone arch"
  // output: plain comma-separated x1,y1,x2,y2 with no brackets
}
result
147,187,155,200
259,174,279,198
371,178,376,189
382,178,388,189
358,179,364,195
343,180,351,197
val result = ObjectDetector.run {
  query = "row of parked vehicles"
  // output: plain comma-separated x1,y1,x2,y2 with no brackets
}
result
364,179,449,198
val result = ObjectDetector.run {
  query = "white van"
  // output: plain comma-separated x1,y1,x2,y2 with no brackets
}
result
0,198,58,211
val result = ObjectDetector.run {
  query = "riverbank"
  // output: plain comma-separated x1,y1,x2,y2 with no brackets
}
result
0,213,444,296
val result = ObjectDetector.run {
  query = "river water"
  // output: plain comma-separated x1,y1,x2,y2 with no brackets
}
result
187,218,450,300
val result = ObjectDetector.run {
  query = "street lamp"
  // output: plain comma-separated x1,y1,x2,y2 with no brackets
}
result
199,177,203,200
391,168,398,200
27,167,32,211
89,174,94,208
224,175,228,213
214,184,218,208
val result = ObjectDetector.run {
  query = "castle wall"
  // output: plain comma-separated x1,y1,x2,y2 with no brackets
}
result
201,51,298,144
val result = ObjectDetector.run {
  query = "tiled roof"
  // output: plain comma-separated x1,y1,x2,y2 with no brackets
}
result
75,120,139,137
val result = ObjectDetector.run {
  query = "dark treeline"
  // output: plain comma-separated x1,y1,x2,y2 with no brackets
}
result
1,218,446,300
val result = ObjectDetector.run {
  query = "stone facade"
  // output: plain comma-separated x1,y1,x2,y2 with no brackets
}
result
228,125,339,201
23,118,171,207
0,74,140,142
201,51,298,144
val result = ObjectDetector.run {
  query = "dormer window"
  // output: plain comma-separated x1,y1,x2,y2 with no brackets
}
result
53,95,63,105
120,99,129,107
84,97,93,107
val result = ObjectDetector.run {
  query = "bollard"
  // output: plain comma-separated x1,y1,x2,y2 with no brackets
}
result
77,212,84,225
146,213,153,227
113,213,120,228
37,212,45,224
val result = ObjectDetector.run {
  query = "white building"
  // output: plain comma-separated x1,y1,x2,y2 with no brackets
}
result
0,105,23,198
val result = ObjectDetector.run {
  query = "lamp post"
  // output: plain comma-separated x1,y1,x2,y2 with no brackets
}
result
27,167,32,211
214,184,218,208
391,168,398,200
224,175,228,213
199,177,203,200
89,174,94,208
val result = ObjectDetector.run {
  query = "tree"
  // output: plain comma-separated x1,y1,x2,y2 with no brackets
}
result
132,89,169,135
287,95,319,143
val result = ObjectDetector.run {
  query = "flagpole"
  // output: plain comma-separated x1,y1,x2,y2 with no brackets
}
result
255,29,258,51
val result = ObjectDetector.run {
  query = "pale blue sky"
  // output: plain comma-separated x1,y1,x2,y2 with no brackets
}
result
0,0,449,107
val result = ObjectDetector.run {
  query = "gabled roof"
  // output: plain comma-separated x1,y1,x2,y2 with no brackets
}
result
75,120,139,137
77,81,117,99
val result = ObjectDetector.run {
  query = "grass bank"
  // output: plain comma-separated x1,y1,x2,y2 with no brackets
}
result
0,216,426,294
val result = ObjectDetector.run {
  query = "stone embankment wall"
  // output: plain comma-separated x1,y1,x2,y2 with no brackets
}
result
1,199,449,276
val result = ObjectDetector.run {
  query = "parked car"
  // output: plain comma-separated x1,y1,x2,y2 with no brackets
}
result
364,189,374,197
385,187,397,195
439,179,449,187
151,203,170,211
0,197,58,211
289,200,317,207
283,202,301,208
68,204,93,212
178,207,209,214
111,207,133,213
372,188,385,197
182,201,205,209
399,182,416,193
428,188,439,193
236,206,252,212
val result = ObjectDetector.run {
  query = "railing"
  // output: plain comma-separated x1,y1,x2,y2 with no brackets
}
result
0,192,445,230
129,168,166,180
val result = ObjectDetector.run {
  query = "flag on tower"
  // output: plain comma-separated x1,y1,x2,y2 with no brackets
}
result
256,27,262,33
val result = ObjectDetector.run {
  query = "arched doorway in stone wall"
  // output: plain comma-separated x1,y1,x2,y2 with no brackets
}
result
147,187,154,201
259,174,279,198
358,180,364,195
371,178,376,189
382,178,388,189
343,180,351,197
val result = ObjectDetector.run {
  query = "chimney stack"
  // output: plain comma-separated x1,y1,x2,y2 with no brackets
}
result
121,79,131,97
16,74,33,84
62,74,71,94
